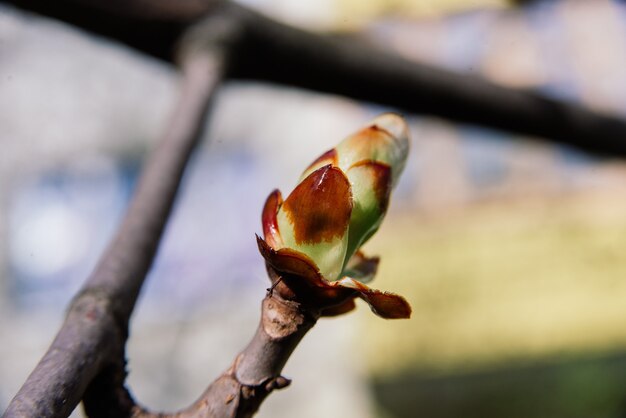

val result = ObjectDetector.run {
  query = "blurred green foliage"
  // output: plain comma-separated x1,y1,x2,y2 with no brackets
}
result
358,193,626,416
372,351,626,418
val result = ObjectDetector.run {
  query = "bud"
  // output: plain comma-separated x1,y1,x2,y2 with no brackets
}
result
257,113,411,319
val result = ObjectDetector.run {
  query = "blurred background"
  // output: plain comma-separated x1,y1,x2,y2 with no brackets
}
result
2,0,626,417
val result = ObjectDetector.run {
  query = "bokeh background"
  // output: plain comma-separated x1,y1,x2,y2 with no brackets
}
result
3,0,626,417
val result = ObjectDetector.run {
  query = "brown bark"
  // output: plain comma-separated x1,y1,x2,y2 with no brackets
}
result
3,31,226,418
80,295,317,418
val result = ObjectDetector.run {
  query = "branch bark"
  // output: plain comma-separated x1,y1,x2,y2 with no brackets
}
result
195,296,317,418
4,33,226,418
6,0,626,156
82,294,318,418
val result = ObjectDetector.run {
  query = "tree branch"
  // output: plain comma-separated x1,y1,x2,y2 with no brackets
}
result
230,5,626,157
3,34,226,418
197,295,317,418
2,0,220,60
82,293,318,418
6,0,626,156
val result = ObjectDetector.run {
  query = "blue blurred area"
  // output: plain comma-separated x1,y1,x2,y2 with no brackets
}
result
7,149,271,317
8,158,138,309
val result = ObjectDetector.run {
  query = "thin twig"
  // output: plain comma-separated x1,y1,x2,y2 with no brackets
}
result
3,43,226,418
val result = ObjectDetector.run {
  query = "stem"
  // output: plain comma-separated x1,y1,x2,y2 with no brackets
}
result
184,296,318,418
83,295,318,418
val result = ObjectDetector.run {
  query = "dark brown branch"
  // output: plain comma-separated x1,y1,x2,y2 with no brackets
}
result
2,0,221,60
228,5,626,157
6,0,626,156
3,38,226,418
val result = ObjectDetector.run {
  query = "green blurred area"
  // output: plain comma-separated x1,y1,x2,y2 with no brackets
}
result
359,192,626,416
371,352,626,418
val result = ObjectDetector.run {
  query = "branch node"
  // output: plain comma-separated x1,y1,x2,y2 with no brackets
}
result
265,376,291,391
240,385,256,400
262,297,305,339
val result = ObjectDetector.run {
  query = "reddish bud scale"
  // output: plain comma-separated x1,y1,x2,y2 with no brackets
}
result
257,113,412,319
